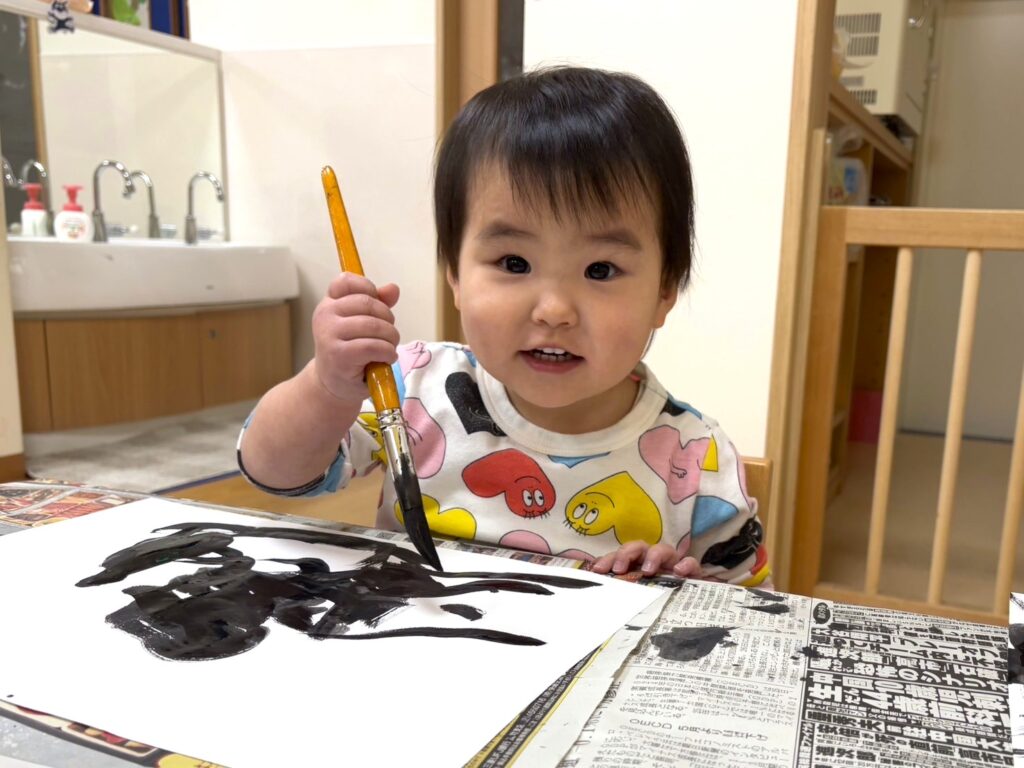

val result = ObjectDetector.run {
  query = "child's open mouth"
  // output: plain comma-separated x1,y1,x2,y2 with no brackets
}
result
521,347,583,373
529,347,581,363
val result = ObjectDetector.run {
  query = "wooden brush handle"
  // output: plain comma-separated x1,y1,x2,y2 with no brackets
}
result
321,165,400,413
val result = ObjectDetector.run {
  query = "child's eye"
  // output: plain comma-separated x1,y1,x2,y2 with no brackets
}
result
585,262,619,280
498,255,530,274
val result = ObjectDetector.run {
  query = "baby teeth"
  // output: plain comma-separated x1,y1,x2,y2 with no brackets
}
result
531,348,575,362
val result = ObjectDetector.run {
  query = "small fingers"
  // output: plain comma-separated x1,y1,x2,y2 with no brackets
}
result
672,556,702,579
328,292,397,325
326,272,379,300
640,544,680,577
377,282,400,308
607,541,648,575
331,314,401,346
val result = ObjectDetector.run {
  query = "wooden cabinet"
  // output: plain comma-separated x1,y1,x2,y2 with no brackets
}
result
199,304,292,407
13,303,293,432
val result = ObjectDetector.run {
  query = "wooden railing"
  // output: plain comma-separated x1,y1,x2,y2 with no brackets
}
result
791,206,1024,625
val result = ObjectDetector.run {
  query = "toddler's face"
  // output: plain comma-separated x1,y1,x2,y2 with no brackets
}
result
448,166,677,433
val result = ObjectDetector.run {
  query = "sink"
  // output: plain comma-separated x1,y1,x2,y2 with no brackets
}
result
7,237,299,314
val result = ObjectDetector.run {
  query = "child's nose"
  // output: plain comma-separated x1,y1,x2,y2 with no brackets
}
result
531,285,579,327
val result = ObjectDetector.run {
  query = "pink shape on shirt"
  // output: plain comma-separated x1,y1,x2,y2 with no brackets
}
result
398,341,432,378
556,548,595,563
500,530,551,554
403,398,445,478
639,426,710,504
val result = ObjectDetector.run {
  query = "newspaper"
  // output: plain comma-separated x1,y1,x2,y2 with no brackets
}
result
0,484,1013,767
1010,593,1024,768
557,580,1013,767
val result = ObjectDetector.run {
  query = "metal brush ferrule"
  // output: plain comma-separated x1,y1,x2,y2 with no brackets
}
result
379,408,416,481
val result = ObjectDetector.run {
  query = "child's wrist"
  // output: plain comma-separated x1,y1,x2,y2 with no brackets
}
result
299,362,364,418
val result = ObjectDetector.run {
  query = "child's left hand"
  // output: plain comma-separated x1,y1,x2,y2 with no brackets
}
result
590,542,702,579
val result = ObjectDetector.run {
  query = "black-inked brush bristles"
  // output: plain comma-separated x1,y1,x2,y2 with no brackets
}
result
393,456,443,572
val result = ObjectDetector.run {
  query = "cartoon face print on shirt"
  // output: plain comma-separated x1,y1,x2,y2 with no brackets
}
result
639,426,719,504
564,472,662,545
357,398,446,478
463,450,555,518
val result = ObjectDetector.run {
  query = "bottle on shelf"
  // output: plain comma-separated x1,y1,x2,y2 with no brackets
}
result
53,184,93,242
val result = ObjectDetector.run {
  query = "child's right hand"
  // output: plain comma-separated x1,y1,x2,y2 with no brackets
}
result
311,273,401,404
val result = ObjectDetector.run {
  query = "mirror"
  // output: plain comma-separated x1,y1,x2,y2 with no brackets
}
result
0,8,225,241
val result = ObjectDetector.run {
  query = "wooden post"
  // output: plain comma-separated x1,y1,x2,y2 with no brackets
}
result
993,360,1024,614
864,246,914,595
927,249,982,605
435,0,499,343
789,207,848,596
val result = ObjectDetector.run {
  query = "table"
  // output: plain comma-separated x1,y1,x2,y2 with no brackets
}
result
0,481,1015,767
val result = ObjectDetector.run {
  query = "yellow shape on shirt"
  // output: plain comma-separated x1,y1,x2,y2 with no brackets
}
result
396,493,477,540
701,435,719,472
357,411,387,465
564,472,662,545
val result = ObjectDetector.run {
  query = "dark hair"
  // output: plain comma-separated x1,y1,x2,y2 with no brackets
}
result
434,66,695,291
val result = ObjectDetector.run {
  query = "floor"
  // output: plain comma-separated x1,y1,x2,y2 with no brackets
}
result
24,401,255,494
164,471,384,529
821,432,1023,612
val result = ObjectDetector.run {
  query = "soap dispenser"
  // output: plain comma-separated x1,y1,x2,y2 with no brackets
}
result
20,183,48,237
54,184,93,241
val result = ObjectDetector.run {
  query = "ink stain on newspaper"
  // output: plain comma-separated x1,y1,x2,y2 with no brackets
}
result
650,626,735,662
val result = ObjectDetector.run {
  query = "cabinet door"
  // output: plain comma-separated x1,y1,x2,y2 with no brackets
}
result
14,320,52,433
46,316,204,430
198,304,292,407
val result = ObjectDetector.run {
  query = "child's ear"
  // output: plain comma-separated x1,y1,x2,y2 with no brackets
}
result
446,264,461,310
653,285,678,329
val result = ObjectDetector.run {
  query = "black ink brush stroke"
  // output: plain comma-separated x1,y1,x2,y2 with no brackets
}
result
440,604,484,621
650,626,735,662
77,522,597,661
743,603,790,615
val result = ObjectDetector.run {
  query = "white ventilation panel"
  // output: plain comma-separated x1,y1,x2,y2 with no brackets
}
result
835,0,934,136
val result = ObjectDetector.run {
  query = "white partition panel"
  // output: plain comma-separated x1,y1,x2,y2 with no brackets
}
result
524,0,799,455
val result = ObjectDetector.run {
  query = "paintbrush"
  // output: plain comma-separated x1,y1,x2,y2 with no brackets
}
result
321,165,443,572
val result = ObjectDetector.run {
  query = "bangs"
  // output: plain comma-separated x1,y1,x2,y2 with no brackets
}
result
435,66,694,291
481,127,659,227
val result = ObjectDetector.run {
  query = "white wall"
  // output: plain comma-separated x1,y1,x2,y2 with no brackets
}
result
0,133,24,458
901,0,1024,440
523,0,799,455
189,0,438,366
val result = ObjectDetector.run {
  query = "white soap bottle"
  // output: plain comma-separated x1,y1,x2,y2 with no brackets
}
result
54,184,93,241
20,183,48,237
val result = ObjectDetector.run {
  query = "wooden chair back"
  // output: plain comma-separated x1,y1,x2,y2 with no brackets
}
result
742,457,773,540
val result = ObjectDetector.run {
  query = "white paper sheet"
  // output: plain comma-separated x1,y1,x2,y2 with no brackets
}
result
0,498,664,768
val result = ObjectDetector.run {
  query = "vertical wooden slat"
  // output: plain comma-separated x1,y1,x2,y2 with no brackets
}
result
993,360,1024,613
764,0,837,592
435,0,499,343
789,207,849,596
865,246,914,595
927,249,983,604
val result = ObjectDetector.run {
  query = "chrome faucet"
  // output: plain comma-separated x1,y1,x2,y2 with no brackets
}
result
185,171,224,245
92,160,135,242
129,170,160,238
21,159,54,235
1,156,19,188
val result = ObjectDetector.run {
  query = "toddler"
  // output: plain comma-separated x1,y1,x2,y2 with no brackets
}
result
239,66,769,586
